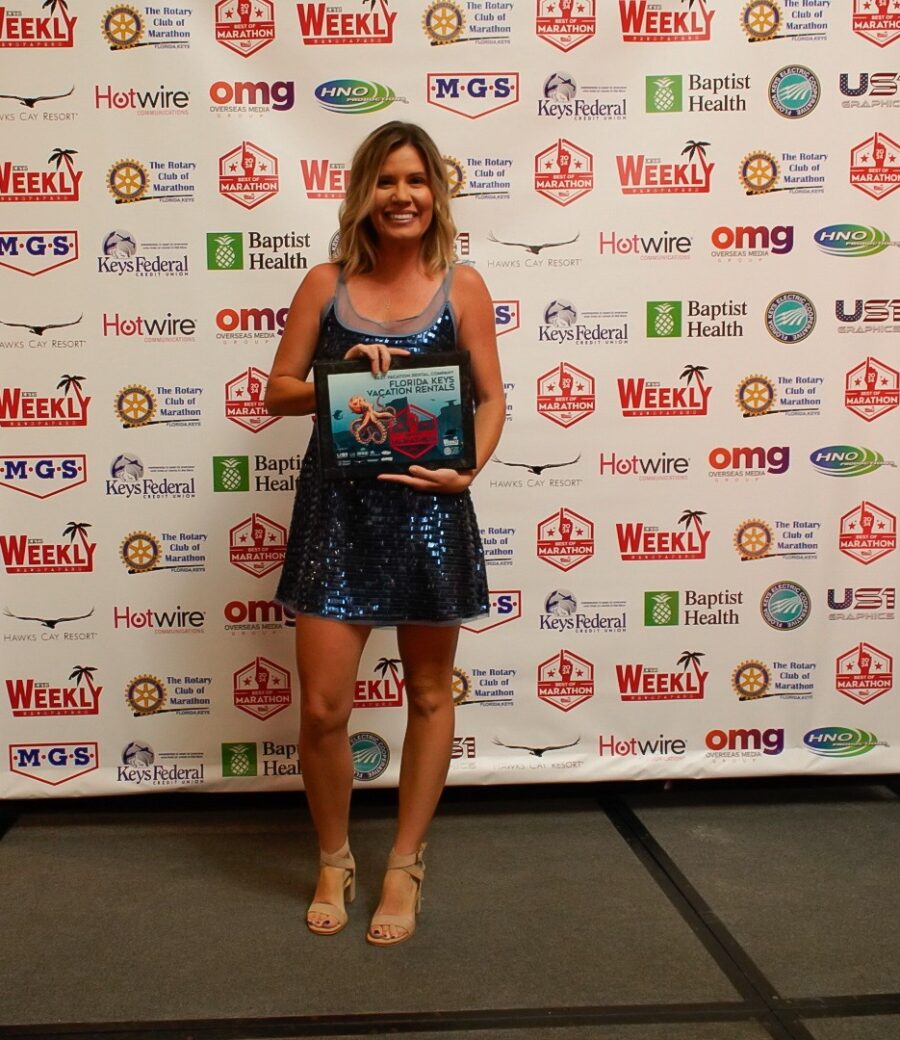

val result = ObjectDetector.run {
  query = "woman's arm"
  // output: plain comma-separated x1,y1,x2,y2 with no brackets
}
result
379,264,504,492
264,263,339,416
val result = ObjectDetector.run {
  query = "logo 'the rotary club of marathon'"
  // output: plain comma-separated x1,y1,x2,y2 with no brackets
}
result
229,513,287,577
734,373,821,419
733,517,818,562
534,139,593,206
537,649,593,712
537,362,594,428
219,142,279,210
115,383,201,428
836,643,893,705
839,501,897,564
845,357,900,421
537,507,594,571
120,530,206,574
125,673,210,716
535,0,595,52
215,0,275,56
225,367,279,432
106,157,195,204
233,656,292,720
740,1,826,43
0,147,81,202
732,659,771,700
850,132,900,201
852,0,900,47
101,4,191,49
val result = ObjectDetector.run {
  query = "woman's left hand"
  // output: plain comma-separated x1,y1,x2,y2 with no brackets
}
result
378,466,474,494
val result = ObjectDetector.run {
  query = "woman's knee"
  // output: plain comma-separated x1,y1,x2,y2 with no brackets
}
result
300,691,352,736
405,677,453,719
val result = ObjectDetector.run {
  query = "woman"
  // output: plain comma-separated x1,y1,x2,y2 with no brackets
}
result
265,122,504,946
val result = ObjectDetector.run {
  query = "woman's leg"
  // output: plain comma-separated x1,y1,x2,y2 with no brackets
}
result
295,615,371,927
369,623,459,940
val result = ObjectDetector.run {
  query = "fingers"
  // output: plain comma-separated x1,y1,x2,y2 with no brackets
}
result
345,343,411,376
378,467,472,494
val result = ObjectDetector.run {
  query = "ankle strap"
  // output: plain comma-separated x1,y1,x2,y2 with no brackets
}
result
320,840,353,869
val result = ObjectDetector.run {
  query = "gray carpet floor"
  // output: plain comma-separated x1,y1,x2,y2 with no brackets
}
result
0,778,897,1040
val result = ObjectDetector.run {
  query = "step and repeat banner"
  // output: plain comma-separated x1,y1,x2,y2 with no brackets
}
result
1,1,898,796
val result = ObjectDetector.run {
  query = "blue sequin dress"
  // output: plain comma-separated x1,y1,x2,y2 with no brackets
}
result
275,269,488,626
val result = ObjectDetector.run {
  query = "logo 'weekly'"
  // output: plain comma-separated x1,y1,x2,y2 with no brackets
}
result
619,1,714,42
0,148,81,202
296,1,395,44
616,510,710,561
0,522,96,574
6,666,102,717
617,140,714,194
616,652,708,701
0,374,90,427
618,365,711,417
0,4,77,47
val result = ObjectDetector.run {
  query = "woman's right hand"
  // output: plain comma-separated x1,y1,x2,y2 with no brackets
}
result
344,342,411,376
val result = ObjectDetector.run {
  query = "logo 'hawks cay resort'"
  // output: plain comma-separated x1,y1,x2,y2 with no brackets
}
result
619,0,714,42
616,509,710,562
296,0,395,44
0,0,76,47
618,364,711,417
616,651,708,702
0,521,95,574
0,373,89,427
0,147,81,202
617,139,713,194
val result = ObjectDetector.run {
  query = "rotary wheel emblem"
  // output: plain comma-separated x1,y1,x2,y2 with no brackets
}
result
451,666,472,705
443,156,465,198
423,1,464,44
108,159,149,203
741,1,781,41
102,5,144,48
121,531,161,572
116,385,156,426
126,674,166,715
732,660,770,700
736,374,775,417
734,519,773,560
740,151,779,194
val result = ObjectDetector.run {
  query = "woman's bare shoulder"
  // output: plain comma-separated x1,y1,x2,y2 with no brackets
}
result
297,261,341,300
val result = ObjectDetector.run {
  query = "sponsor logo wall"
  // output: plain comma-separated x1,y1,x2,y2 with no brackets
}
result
1,0,896,796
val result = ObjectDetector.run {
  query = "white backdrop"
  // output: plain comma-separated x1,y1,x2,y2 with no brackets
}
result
1,0,898,796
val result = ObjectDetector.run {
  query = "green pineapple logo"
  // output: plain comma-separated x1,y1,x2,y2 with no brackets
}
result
647,300,682,339
646,75,683,114
213,455,250,492
645,591,680,627
207,232,244,270
222,742,258,777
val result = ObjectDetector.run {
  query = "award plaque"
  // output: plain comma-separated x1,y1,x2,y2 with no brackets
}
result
314,351,476,478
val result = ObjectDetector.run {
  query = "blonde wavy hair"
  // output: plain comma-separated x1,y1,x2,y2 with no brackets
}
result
335,122,457,278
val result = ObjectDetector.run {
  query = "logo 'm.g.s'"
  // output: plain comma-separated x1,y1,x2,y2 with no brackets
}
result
0,231,78,276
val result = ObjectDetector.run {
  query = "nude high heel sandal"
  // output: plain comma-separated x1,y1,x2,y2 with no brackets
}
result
366,843,426,947
306,840,356,936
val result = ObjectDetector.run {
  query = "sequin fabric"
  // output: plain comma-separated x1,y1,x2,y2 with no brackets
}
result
275,270,488,626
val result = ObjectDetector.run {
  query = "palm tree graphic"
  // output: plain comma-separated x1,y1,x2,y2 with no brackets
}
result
677,651,706,682
44,0,71,15
48,147,78,177
62,521,92,551
69,665,98,698
375,657,403,690
678,510,706,538
57,373,86,402
681,140,711,175
680,364,707,387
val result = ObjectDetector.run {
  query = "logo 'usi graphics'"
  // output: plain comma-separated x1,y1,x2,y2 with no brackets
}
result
233,656,292,720
814,224,892,258
9,744,98,786
536,0,595,52
836,298,900,332
0,521,95,574
617,651,707,702
0,455,86,498
215,0,275,55
6,665,101,717
537,507,594,571
537,650,594,711
850,132,900,201
225,367,279,432
617,139,713,194
618,365,711,417
534,138,593,205
827,586,896,620
769,65,820,118
616,509,709,562
0,0,77,47
852,0,900,47
101,5,192,49
537,362,595,428
1,147,81,202
297,1,395,44
427,73,518,118
229,513,287,577
845,358,900,421
760,580,811,630
0,230,78,276
300,159,349,199
836,643,892,705
620,0,714,41
0,373,89,428
840,72,900,108
839,501,896,564
804,727,883,758
219,142,278,209
461,590,522,634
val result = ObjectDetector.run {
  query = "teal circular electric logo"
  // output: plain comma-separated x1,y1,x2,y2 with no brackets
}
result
766,292,816,343
769,66,820,118
760,581,811,630
350,731,390,781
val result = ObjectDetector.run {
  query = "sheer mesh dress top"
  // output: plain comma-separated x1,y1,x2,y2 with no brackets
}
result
274,267,489,626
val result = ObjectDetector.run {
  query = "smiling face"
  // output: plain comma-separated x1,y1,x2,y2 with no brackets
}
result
367,144,434,247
